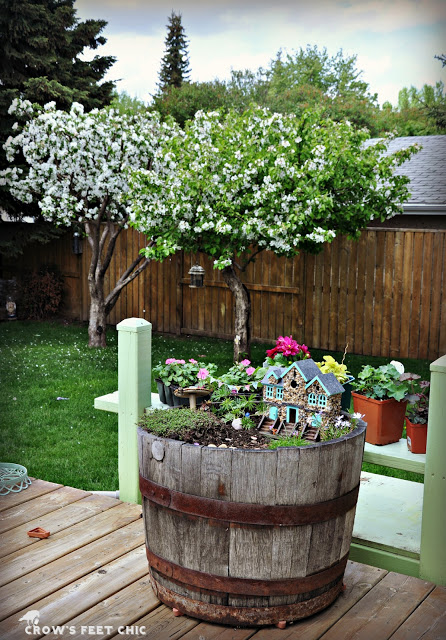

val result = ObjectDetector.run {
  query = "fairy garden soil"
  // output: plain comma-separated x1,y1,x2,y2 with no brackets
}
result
139,406,270,449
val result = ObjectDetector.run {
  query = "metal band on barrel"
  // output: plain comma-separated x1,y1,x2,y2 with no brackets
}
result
146,546,348,596
139,474,359,526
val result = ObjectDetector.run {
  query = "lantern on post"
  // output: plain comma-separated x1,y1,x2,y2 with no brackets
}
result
72,231,83,255
6,296,17,320
188,264,205,288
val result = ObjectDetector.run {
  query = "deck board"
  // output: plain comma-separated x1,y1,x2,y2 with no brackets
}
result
0,486,88,533
0,494,119,560
0,479,443,640
0,479,62,512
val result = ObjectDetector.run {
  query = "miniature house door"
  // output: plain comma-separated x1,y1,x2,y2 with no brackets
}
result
269,406,278,420
286,406,299,423
312,414,322,428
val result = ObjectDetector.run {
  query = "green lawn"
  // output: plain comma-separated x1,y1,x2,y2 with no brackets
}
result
0,320,429,490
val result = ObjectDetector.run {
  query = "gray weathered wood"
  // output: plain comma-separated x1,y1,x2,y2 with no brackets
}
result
229,450,277,608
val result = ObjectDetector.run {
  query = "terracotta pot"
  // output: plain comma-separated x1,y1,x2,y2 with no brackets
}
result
405,417,427,454
352,392,407,445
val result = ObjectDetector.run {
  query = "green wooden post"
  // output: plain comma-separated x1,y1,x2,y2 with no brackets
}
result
117,318,152,503
419,354,446,586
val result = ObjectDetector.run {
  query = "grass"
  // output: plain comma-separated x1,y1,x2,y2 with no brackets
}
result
0,320,429,490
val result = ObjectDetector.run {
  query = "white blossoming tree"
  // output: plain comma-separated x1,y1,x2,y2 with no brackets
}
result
1,98,178,347
129,107,419,360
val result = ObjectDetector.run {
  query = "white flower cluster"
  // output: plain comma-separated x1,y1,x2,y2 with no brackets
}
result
1,99,177,228
128,106,417,269
2,99,418,269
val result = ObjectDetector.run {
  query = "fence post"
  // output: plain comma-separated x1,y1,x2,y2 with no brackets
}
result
419,354,446,586
117,318,152,503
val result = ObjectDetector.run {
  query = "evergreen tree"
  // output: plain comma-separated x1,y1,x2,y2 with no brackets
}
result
0,0,116,239
157,11,190,92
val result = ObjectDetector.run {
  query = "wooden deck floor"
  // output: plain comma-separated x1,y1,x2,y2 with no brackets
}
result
0,480,445,640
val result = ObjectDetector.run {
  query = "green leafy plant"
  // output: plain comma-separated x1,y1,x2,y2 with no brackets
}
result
212,359,266,390
316,355,351,383
153,358,217,387
268,434,312,449
321,412,364,441
352,363,413,401
210,385,264,428
403,375,430,424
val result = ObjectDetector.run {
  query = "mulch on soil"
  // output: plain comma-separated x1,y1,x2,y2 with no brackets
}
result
180,419,271,449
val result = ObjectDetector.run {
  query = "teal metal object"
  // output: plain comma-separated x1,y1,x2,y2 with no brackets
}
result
419,354,446,586
0,463,31,495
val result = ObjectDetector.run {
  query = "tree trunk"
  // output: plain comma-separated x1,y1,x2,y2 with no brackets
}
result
88,280,107,348
221,264,251,361
84,220,152,348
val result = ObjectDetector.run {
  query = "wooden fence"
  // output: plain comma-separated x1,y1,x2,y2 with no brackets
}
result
5,227,445,360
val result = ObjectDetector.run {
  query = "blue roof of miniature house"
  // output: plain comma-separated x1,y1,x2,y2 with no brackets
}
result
261,366,286,386
306,372,345,396
291,359,321,382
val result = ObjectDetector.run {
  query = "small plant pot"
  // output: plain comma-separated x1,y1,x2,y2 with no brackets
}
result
405,417,427,454
340,376,355,412
352,392,407,445
155,379,167,404
163,384,175,407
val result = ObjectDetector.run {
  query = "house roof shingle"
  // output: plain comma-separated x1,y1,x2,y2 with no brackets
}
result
364,135,446,208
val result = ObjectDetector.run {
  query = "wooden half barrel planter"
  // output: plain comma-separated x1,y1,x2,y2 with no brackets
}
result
137,422,366,627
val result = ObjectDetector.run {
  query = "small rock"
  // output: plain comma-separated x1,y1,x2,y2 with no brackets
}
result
250,436,258,441
218,444,228,448
208,444,217,447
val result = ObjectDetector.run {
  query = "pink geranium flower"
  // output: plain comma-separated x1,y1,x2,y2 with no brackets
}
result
176,359,186,364
246,367,255,376
189,358,198,364
165,358,176,364
197,368,209,380
276,335,300,356
240,359,251,367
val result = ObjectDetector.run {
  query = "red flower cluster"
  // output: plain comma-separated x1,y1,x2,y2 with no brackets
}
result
266,335,311,361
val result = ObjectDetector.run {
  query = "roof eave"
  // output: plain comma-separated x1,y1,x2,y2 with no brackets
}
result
402,204,446,214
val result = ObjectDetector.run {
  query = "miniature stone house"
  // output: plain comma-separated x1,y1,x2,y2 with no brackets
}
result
261,359,344,429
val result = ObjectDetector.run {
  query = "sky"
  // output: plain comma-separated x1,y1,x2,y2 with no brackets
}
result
76,0,446,107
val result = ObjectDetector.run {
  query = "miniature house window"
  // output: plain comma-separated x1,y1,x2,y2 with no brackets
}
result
276,387,284,400
318,394,327,407
308,392,317,406
266,385,275,399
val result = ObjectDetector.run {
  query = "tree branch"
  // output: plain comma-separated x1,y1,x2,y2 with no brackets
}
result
239,247,265,272
104,253,151,315
95,195,109,229
97,222,123,280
